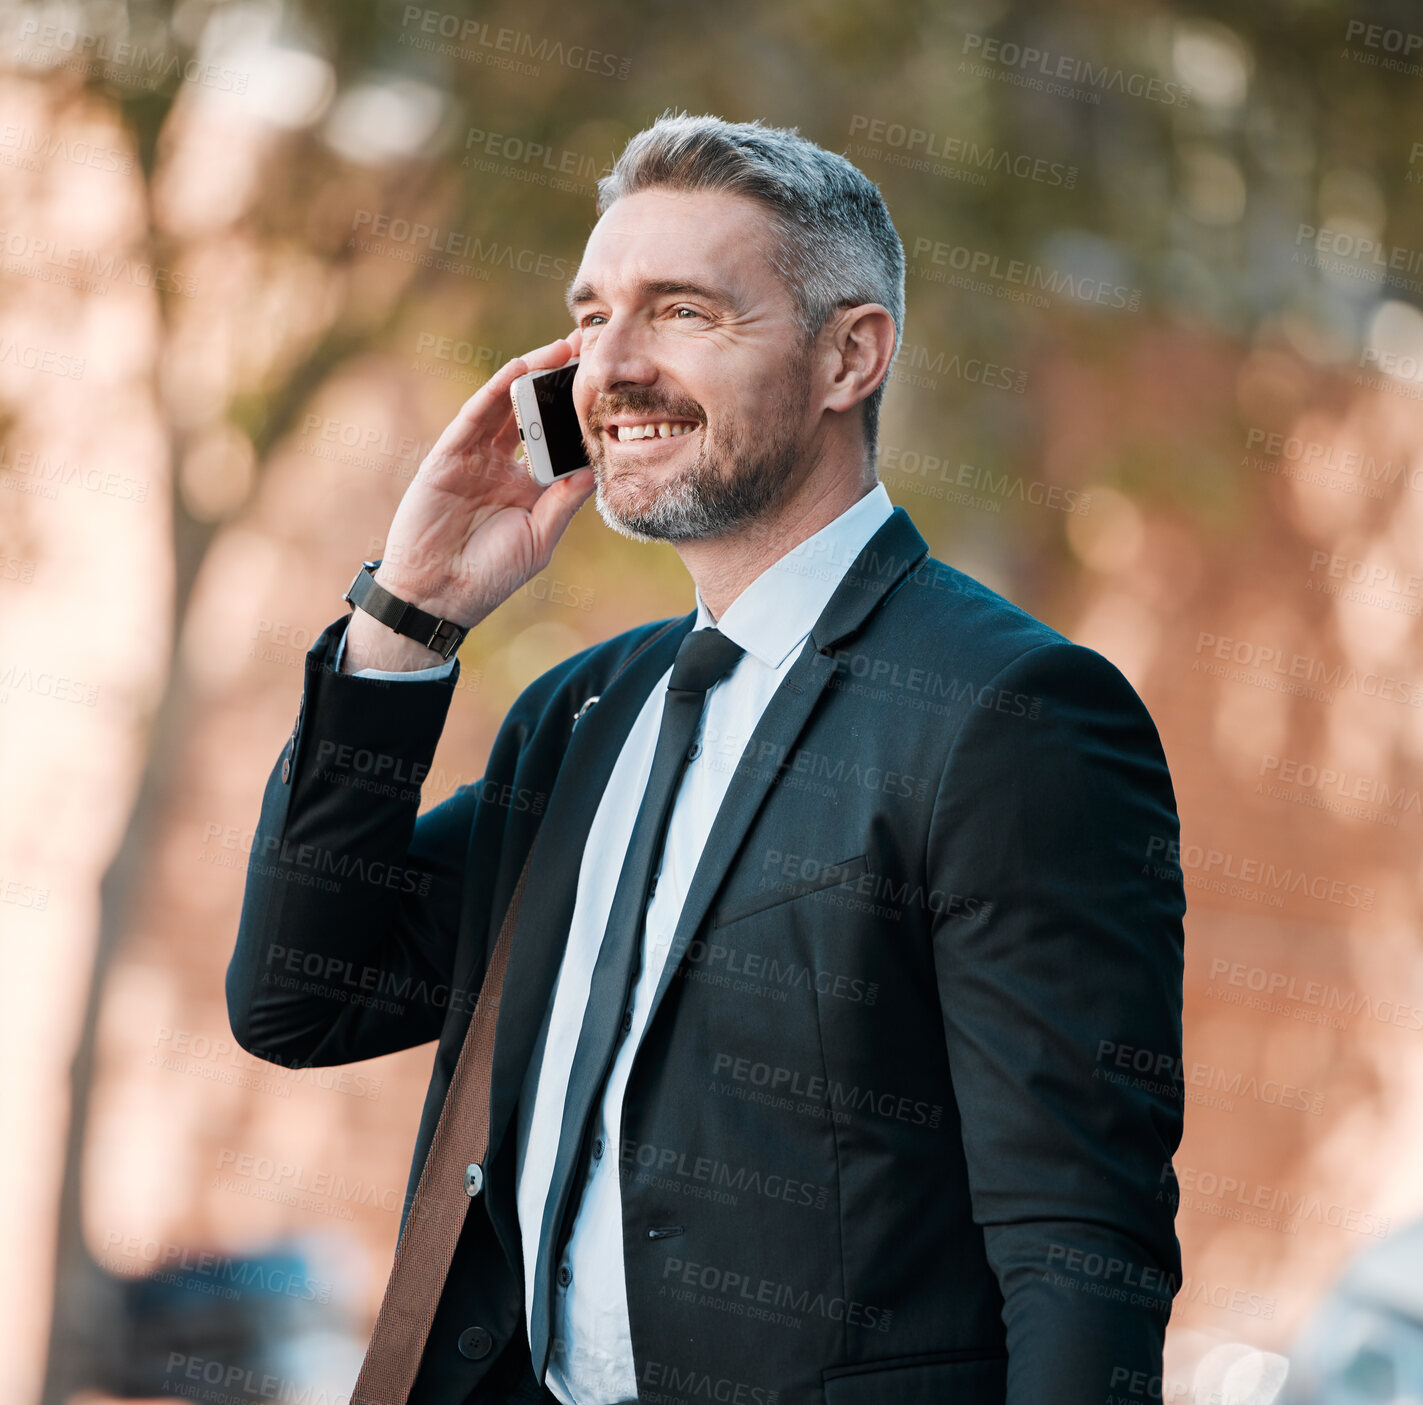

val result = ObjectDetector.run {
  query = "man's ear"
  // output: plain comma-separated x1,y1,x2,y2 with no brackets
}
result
820,304,897,417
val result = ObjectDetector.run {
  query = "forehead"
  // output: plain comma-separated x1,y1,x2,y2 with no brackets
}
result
568,187,785,309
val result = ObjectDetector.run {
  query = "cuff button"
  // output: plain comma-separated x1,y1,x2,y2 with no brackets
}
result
457,1325,493,1360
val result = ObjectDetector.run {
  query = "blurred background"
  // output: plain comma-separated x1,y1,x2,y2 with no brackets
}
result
3,0,1422,1402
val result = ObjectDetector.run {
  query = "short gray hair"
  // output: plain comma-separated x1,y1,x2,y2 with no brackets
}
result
596,110,904,461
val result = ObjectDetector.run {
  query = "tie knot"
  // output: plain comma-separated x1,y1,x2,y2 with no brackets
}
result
667,627,745,695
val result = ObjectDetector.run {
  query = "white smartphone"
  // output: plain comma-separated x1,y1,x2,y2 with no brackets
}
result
509,357,589,486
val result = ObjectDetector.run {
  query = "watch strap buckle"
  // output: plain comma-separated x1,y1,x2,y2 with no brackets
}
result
424,618,463,661
343,557,469,662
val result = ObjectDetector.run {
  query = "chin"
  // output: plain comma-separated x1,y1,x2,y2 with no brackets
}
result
592,470,717,544
594,480,682,543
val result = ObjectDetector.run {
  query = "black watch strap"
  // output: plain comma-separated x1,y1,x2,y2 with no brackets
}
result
342,559,469,662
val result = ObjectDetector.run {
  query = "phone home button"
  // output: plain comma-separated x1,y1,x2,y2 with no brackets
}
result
529,422,542,439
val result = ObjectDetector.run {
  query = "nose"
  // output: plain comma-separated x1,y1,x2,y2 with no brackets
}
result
580,313,660,396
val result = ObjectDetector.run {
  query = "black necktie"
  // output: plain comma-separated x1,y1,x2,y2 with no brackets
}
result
528,626,746,1381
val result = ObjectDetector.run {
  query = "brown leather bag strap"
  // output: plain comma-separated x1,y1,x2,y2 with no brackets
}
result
350,836,535,1405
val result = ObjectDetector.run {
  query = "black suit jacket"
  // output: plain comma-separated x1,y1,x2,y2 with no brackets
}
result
226,506,1186,1405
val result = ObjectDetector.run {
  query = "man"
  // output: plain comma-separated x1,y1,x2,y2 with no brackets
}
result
227,112,1186,1405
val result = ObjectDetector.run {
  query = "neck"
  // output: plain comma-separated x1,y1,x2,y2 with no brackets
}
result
676,461,877,621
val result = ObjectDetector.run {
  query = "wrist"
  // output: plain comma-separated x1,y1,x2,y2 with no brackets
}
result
370,564,472,625
340,609,452,673
342,557,475,664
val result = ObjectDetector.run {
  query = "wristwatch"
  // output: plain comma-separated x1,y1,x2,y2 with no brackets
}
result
343,558,469,661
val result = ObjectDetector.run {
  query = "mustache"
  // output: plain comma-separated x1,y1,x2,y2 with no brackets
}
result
588,394,704,429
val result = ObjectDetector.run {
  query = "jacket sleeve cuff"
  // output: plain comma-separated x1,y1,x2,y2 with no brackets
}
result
267,613,462,835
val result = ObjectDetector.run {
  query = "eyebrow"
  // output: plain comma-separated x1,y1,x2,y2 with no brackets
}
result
563,277,739,319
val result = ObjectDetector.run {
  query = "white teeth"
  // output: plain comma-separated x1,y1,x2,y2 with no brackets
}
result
615,421,698,441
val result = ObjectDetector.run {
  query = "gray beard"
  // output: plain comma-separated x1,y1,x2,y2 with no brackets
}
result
588,360,811,544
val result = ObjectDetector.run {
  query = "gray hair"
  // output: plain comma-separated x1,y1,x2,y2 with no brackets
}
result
596,110,904,460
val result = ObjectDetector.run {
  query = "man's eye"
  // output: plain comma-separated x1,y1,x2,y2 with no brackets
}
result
581,314,606,327
672,306,704,320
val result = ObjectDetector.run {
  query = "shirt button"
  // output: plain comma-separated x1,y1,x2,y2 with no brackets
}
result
457,1325,493,1359
687,741,702,761
648,875,658,896
557,1264,572,1288
621,1009,633,1034
281,755,291,782
593,1137,604,1159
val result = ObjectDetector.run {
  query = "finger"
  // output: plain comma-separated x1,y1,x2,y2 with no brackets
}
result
435,339,578,456
430,357,527,457
519,336,577,371
490,410,524,458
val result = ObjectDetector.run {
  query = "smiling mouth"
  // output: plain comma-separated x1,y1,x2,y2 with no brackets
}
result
605,420,701,444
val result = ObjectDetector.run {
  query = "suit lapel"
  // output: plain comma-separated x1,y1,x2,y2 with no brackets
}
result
484,613,694,1173
639,507,929,1042
483,611,695,1275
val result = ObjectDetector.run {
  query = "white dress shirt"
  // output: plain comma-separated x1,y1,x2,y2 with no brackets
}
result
336,481,894,1403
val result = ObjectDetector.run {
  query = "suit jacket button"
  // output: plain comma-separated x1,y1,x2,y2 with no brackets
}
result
457,1325,493,1360
281,756,291,782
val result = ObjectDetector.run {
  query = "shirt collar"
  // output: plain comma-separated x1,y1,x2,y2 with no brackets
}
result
691,481,895,669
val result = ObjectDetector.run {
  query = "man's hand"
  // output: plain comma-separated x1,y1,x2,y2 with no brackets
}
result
343,330,595,672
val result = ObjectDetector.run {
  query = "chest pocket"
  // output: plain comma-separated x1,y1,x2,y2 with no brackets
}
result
711,852,870,928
